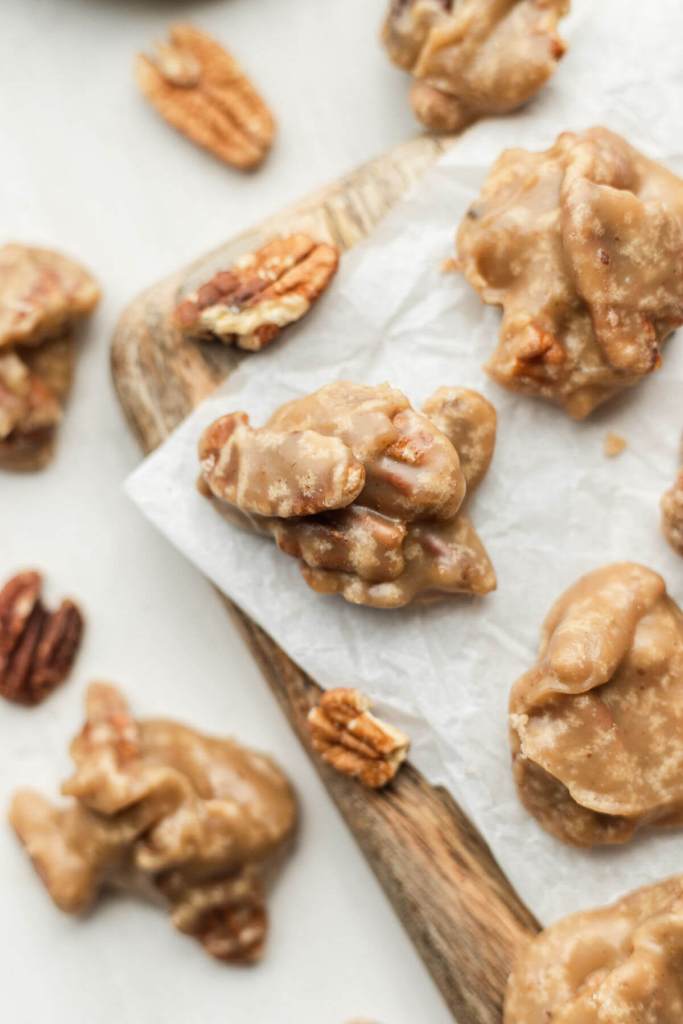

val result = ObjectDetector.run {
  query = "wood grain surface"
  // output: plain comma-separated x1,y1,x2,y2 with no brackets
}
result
111,134,539,1024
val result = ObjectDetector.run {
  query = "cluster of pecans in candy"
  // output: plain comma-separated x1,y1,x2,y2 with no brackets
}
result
382,0,568,133
0,570,84,706
509,563,683,848
198,380,497,608
505,875,683,1024
175,235,339,352
10,683,298,963
457,127,683,419
0,243,100,470
136,24,276,171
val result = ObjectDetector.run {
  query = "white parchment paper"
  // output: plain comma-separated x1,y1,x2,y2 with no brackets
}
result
127,0,683,925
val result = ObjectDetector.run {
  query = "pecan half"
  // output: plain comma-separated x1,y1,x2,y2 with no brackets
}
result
175,235,339,351
307,688,410,789
0,570,84,705
198,411,365,518
136,24,276,171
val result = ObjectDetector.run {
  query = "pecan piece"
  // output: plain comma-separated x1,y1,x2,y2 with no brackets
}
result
176,235,339,351
307,688,410,789
273,506,407,583
422,387,497,489
136,24,275,171
382,0,568,133
198,411,365,518
457,128,683,418
0,570,84,705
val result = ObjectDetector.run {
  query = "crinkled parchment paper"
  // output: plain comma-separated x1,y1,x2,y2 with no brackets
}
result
127,0,683,925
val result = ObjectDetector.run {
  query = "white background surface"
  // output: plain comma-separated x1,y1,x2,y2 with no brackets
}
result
0,2,452,1022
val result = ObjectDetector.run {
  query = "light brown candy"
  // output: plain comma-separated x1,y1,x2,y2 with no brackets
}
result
422,386,497,489
382,0,568,133
198,411,366,518
10,683,297,963
510,563,683,846
662,469,683,556
505,876,683,1023
199,381,496,608
458,128,683,418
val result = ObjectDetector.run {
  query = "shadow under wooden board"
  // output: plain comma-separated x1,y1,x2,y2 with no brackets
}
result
111,134,540,1023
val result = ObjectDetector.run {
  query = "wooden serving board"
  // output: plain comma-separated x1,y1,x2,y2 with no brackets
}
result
111,135,539,1023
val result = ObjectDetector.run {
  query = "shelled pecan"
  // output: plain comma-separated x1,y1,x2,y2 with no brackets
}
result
10,683,297,963
307,688,410,789
176,235,339,351
0,570,84,705
136,24,276,170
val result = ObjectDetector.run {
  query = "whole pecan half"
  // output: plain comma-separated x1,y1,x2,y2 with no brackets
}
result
176,235,339,351
136,24,276,171
0,570,84,705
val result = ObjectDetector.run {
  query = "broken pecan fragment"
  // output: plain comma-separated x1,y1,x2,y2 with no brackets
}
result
175,235,339,351
136,24,276,171
10,683,297,963
199,381,496,608
382,0,569,133
0,570,84,705
662,469,683,556
457,128,683,418
307,688,409,789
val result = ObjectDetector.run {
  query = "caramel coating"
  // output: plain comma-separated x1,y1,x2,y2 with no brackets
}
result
505,876,683,1023
382,0,568,133
510,564,683,847
458,128,683,418
10,684,297,963
662,470,683,556
198,382,497,608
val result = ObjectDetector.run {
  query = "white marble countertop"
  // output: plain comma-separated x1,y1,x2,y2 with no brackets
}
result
0,1,451,1021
